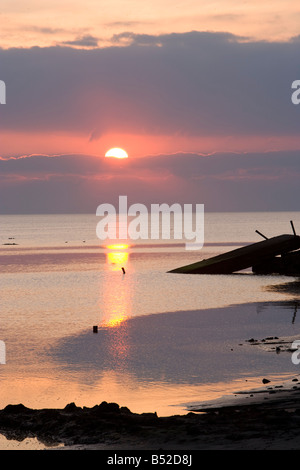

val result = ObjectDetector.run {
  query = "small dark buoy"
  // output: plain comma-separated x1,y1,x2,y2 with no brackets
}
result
93,325,98,333
122,267,126,274
262,378,270,384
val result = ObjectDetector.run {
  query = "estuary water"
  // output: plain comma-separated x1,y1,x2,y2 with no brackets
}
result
1,211,300,431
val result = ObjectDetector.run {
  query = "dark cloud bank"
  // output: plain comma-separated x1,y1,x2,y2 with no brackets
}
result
0,31,300,137
1,150,300,213
1,31,300,213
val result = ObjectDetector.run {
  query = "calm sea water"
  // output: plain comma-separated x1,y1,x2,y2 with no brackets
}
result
1,211,300,439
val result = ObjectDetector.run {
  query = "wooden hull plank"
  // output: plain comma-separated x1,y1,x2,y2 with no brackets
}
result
169,234,300,274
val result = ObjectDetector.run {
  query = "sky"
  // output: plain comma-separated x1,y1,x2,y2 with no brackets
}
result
1,0,300,213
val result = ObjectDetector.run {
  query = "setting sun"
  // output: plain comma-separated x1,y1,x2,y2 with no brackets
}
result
105,148,128,159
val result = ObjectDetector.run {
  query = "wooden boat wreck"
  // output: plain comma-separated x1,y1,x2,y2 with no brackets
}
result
169,221,300,276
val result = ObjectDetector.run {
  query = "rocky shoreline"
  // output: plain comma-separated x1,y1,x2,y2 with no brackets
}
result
2,384,300,450
2,310,300,451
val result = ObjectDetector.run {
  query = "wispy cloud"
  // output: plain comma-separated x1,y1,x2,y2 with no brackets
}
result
22,25,67,34
61,34,99,48
106,20,153,28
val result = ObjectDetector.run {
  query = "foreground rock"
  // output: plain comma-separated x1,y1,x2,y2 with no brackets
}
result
2,397,300,450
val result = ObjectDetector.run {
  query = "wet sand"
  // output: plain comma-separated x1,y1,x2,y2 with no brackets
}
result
2,313,300,450
2,279,300,451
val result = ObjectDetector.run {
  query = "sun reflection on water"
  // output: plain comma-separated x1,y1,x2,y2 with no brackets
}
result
99,243,131,329
106,247,129,271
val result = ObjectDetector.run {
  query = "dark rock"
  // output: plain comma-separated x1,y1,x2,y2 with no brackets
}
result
64,403,79,412
97,402,120,413
3,404,30,414
120,406,132,414
2,399,300,449
262,378,271,384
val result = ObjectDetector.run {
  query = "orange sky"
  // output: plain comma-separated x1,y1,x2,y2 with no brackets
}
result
2,0,300,49
1,1,300,159
2,130,300,159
